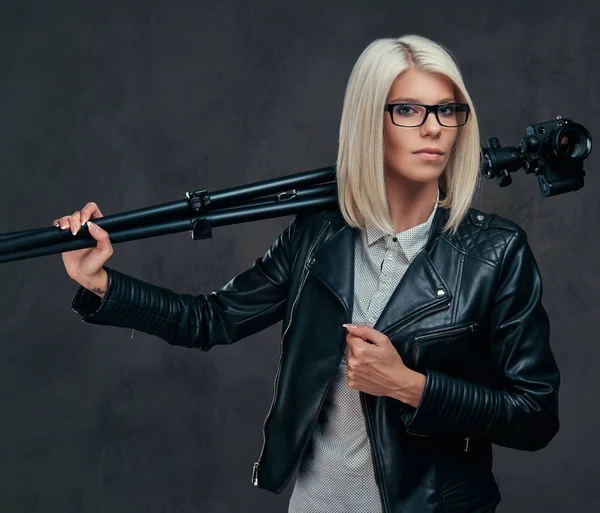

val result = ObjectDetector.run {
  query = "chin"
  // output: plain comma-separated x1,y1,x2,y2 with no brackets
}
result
390,168,444,184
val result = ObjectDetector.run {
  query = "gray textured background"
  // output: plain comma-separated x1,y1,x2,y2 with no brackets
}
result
0,0,598,512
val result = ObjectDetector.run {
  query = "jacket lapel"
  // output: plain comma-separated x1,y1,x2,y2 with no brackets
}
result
373,249,452,335
307,205,452,334
307,219,356,319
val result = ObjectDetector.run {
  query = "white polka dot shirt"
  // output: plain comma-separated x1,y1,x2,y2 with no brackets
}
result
287,190,439,513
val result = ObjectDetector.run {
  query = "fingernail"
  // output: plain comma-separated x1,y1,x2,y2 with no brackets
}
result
71,227,77,235
53,220,59,227
343,324,358,330
88,221,97,231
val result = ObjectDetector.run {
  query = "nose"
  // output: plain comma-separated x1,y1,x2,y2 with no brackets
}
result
420,111,442,137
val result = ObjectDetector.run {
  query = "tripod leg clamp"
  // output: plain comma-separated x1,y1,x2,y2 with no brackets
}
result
191,218,213,240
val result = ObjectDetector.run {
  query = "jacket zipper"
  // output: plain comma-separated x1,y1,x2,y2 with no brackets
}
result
360,393,391,513
363,298,453,512
252,219,331,486
383,298,452,339
413,322,478,344
268,334,348,492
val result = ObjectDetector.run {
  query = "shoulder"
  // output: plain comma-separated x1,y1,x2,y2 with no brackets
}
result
443,207,528,266
285,208,340,251
290,209,335,237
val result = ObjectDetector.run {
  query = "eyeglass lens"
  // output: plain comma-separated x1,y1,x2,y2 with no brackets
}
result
391,104,468,127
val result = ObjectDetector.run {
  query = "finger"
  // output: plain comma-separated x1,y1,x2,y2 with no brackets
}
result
346,330,372,349
55,215,71,230
343,324,389,346
87,221,113,253
80,202,103,225
345,333,358,347
55,211,81,233
69,211,82,235
346,332,367,346
346,336,367,356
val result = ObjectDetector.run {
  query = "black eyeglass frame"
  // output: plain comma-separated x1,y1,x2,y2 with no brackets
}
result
384,102,471,128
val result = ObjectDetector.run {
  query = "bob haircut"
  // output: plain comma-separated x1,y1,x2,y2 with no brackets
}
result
336,35,481,237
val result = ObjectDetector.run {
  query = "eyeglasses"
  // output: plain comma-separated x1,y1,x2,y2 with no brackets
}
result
384,103,470,128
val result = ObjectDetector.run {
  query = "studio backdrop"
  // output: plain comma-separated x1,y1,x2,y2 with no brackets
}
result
0,0,598,512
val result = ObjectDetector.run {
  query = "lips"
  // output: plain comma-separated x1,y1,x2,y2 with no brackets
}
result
413,148,444,155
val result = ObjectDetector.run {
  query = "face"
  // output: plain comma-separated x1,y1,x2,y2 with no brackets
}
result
383,68,459,186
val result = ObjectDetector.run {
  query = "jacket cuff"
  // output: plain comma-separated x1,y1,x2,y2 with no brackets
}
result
401,368,495,438
70,266,135,327
400,368,433,435
70,265,185,344
71,267,112,318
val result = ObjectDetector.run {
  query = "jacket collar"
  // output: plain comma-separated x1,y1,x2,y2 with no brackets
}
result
307,204,452,335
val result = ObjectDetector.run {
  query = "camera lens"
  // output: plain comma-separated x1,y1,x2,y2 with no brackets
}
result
553,124,592,160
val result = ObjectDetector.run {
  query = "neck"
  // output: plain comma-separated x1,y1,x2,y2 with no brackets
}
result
384,172,440,234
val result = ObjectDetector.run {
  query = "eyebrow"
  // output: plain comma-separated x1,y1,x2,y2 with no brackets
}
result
389,97,456,104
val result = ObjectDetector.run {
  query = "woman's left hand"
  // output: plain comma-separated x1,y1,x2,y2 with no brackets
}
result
343,324,426,407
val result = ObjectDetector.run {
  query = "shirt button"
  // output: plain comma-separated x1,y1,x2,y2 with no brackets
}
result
392,236,398,242
368,316,375,323
386,254,394,260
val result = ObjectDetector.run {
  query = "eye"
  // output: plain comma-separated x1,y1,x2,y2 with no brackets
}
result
394,104,419,116
438,104,455,117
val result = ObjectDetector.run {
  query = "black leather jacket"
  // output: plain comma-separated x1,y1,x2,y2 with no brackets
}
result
71,204,560,513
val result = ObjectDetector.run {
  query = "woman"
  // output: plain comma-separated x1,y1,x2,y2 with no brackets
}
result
56,35,560,513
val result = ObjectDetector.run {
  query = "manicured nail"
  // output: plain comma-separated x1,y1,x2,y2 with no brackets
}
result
343,324,358,330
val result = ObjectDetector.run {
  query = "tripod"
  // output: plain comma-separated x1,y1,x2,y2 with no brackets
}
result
0,166,338,264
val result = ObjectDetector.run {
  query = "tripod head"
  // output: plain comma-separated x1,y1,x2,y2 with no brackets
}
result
480,116,592,196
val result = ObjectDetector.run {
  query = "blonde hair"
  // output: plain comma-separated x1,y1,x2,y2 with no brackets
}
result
336,35,481,236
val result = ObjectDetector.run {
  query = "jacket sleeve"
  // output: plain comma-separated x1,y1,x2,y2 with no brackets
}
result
70,214,304,351
400,228,561,451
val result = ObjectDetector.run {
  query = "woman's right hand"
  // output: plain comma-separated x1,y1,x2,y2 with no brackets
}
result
54,202,114,288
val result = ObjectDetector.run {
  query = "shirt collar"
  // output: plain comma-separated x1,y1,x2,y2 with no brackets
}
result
364,188,439,260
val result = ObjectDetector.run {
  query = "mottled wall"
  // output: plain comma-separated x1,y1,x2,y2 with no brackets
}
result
0,0,598,511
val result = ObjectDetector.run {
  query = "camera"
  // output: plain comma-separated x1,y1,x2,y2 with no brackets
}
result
480,116,592,196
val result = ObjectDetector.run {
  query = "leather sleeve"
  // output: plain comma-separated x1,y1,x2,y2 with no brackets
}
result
70,215,303,351
401,228,561,451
